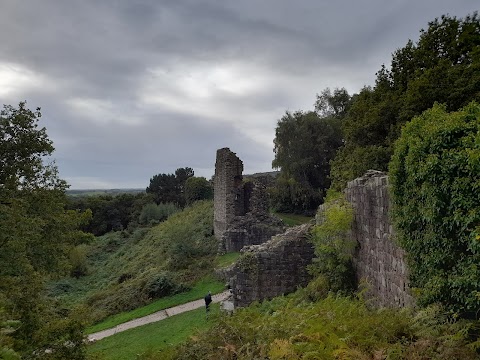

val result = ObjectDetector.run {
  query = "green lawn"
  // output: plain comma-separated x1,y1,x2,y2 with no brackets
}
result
88,305,218,360
86,276,224,334
215,252,241,267
274,212,313,227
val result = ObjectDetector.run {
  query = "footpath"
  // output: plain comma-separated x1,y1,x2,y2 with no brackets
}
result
88,291,230,342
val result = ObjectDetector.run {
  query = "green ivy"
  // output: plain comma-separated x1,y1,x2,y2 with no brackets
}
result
309,192,355,294
389,102,480,316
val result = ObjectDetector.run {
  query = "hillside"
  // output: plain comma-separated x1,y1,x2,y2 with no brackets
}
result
50,200,221,325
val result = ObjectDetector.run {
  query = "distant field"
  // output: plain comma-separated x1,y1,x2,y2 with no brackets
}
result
66,188,145,197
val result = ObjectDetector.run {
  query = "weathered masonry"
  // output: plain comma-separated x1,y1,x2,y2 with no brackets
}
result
213,148,244,241
346,170,414,308
229,223,315,307
214,148,414,309
214,148,284,253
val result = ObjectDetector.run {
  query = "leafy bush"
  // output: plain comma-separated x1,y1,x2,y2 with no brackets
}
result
309,192,356,294
69,244,89,278
390,102,480,315
143,272,187,299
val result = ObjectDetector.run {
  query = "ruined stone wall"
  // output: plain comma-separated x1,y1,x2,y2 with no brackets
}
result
346,171,415,308
214,148,244,241
229,223,315,307
214,148,284,253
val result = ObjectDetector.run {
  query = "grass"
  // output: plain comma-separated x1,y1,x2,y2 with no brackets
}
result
215,252,241,267
274,212,313,226
88,304,219,360
86,276,224,334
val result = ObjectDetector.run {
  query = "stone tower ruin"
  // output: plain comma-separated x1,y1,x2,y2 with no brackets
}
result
213,148,245,240
213,148,284,252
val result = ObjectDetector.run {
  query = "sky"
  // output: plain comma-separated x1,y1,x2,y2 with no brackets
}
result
1,1,478,189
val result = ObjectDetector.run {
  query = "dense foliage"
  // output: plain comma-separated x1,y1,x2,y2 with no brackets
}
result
390,102,480,316
66,192,153,235
0,102,91,358
330,13,480,190
271,109,343,213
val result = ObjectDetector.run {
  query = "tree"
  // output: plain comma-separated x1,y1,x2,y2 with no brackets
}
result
390,102,480,315
0,102,91,357
146,167,194,206
315,87,351,118
184,177,213,205
330,13,480,190
272,110,343,212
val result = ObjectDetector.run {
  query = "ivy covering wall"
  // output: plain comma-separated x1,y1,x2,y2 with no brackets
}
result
389,102,480,316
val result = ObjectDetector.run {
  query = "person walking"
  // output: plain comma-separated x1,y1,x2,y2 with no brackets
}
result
204,291,212,317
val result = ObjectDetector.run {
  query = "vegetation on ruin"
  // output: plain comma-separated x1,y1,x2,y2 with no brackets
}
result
308,192,356,296
390,102,480,316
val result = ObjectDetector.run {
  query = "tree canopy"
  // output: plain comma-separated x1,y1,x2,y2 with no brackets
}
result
330,13,480,190
271,109,344,212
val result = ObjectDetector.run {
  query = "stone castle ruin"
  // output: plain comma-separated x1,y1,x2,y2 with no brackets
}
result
214,148,284,253
214,148,414,309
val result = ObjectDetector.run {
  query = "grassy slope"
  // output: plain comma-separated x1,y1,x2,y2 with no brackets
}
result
87,250,241,333
87,289,480,360
86,276,224,334
88,305,220,360
51,201,219,325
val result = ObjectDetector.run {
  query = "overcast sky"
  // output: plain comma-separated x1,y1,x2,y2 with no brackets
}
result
1,1,477,189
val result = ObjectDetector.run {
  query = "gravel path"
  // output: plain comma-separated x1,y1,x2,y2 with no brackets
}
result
87,291,230,342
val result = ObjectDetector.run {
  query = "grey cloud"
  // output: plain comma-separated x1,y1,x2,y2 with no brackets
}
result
1,0,478,188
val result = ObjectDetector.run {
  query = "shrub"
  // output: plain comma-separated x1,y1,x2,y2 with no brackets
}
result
69,244,89,278
389,102,480,316
309,191,355,294
143,272,186,299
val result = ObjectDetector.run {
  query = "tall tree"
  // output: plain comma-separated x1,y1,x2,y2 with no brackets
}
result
272,110,343,212
0,102,90,357
146,167,194,207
